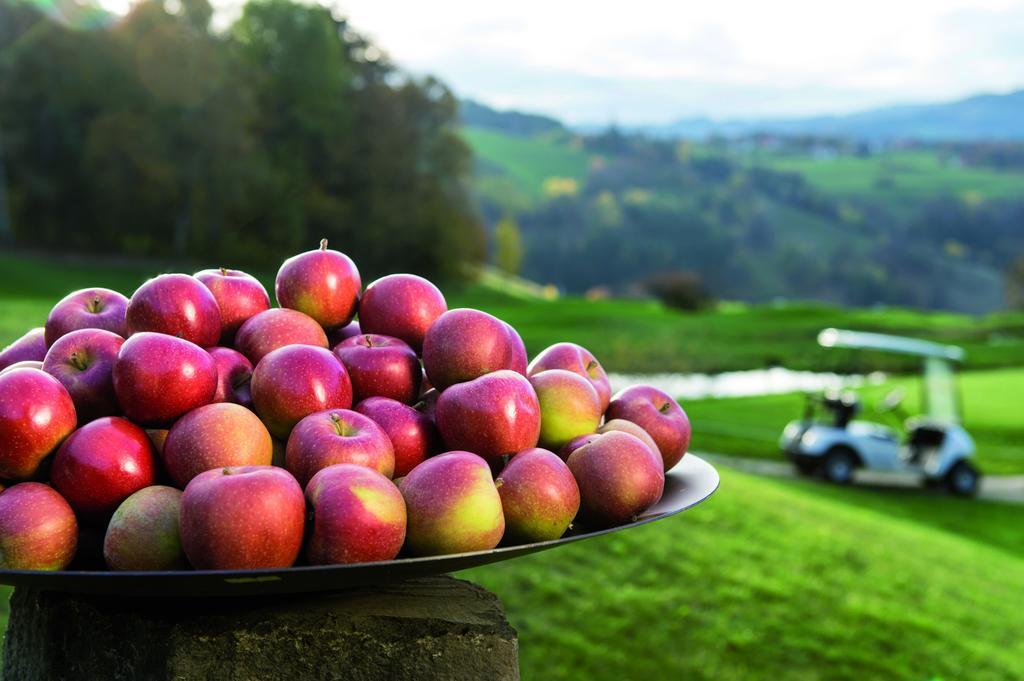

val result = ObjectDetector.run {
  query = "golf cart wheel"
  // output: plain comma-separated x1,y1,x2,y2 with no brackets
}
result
945,461,980,497
821,447,857,485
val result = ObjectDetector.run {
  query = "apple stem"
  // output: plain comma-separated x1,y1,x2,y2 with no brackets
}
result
219,267,228,276
221,467,234,476
319,238,329,251
68,352,88,371
363,335,374,347
329,412,349,437
659,402,673,414
87,296,102,313
586,360,599,371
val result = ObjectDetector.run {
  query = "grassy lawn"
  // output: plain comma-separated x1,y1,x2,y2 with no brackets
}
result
462,468,1024,681
685,368,1024,475
748,149,1024,202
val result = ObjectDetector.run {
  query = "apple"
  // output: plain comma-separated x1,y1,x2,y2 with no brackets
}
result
51,416,158,520
435,370,540,464
566,431,664,527
163,403,273,488
354,396,440,478
334,334,421,404
358,274,447,352
112,332,217,426
207,346,254,408
399,451,504,556
125,273,221,347
529,369,602,451
275,239,361,328
305,464,406,565
250,345,352,439
496,448,579,543
285,408,394,487
0,367,77,480
559,419,661,461
180,465,305,570
0,360,43,375
0,483,77,570
0,327,47,370
422,309,527,390
194,268,271,344
234,308,329,365
44,288,129,347
103,485,186,571
606,385,692,470
527,342,611,410
327,321,362,349
42,328,124,422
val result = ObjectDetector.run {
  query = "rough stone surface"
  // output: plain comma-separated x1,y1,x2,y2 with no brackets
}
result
2,576,519,681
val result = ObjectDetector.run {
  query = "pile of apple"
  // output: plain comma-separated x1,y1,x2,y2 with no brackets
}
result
0,241,691,572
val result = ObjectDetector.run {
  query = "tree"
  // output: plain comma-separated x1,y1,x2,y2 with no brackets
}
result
1008,256,1024,309
493,214,523,275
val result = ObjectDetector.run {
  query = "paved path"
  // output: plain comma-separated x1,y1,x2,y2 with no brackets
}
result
697,452,1024,504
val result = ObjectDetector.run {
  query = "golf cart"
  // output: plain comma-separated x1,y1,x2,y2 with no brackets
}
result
779,328,980,496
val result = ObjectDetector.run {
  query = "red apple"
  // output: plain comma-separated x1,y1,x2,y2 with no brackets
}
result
334,334,421,404
42,328,124,422
51,416,158,520
0,482,77,570
180,466,305,570
358,274,447,352
275,239,361,328
355,396,440,478
422,309,527,390
0,367,77,480
496,448,580,543
0,327,47,370
567,431,664,526
44,288,129,347
207,347,254,408
103,485,186,571
250,345,352,439
234,308,329,365
112,332,217,426
163,403,273,487
527,342,611,410
327,321,362,349
194,268,271,344
285,409,394,487
125,274,221,347
606,385,692,470
399,451,504,556
529,369,602,451
559,419,661,461
0,360,43,375
435,370,540,464
305,464,406,565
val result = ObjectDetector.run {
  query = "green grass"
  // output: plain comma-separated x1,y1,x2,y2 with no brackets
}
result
747,150,1024,203
462,126,591,201
685,368,1024,475
461,468,1024,681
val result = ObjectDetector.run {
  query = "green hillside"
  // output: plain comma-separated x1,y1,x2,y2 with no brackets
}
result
464,468,1024,681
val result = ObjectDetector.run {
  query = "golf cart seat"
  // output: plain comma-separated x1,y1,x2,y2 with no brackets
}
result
905,420,946,464
821,392,860,429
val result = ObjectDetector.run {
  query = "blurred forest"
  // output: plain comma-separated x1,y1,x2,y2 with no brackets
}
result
0,0,483,281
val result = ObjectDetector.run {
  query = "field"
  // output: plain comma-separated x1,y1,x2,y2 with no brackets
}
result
686,368,1024,475
464,468,1024,680
747,149,1024,203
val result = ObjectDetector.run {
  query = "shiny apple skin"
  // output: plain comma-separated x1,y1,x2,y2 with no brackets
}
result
0,368,78,480
125,274,222,347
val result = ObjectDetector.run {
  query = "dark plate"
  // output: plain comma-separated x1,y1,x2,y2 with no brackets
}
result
0,454,719,597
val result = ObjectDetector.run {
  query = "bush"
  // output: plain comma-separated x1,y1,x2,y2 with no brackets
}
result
643,271,714,311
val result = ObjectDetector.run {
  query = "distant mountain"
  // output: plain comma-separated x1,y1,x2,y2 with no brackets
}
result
459,99,565,137
631,89,1024,142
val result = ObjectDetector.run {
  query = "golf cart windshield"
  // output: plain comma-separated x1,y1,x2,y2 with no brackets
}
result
817,328,964,424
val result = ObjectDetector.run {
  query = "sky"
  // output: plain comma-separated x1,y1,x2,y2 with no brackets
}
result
94,0,1024,125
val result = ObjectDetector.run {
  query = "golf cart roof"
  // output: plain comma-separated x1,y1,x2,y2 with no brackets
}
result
817,328,965,362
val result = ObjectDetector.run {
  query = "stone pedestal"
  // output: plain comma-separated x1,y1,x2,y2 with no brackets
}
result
2,576,518,681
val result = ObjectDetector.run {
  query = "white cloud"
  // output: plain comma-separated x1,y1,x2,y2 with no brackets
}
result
97,0,1024,123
